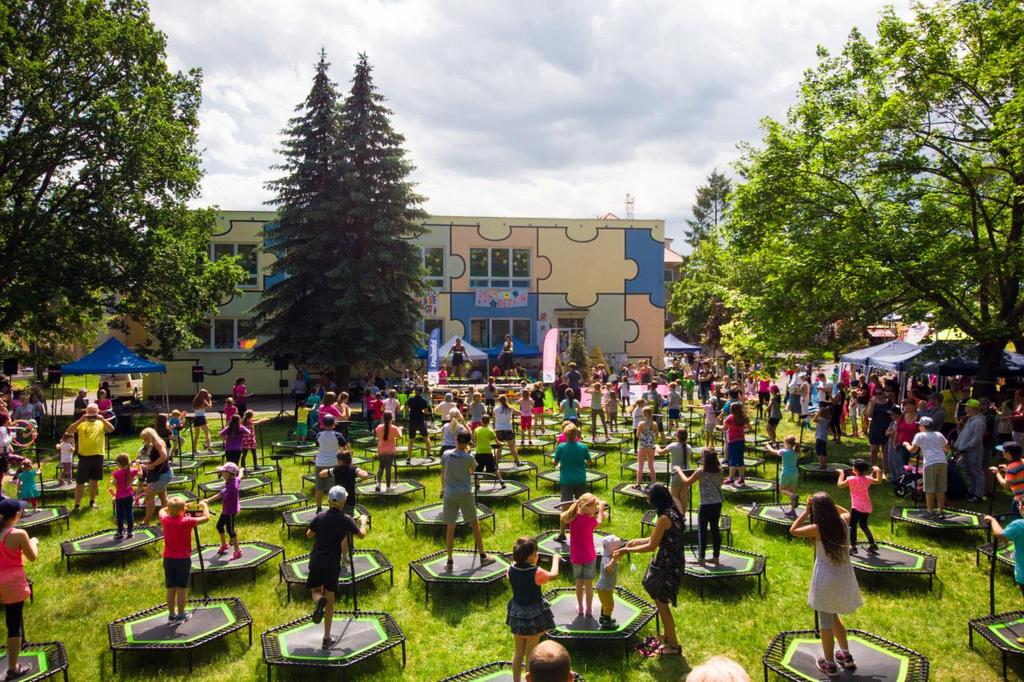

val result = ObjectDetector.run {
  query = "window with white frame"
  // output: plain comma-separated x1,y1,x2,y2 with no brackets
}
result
422,247,444,287
190,318,257,351
211,243,258,288
469,318,531,347
469,248,530,289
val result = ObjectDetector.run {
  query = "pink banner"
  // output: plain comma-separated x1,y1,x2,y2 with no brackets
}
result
542,327,559,383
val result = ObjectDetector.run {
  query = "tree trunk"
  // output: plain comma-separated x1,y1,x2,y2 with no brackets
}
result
335,365,352,395
973,340,1007,400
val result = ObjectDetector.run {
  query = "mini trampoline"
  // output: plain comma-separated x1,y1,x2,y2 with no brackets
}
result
543,587,657,659
198,475,272,496
746,503,806,531
0,641,69,682
976,541,1015,570
546,449,606,466
474,479,530,501
521,496,611,525
969,536,1024,679
393,456,441,471
890,506,988,533
271,440,316,455
404,502,495,536
620,459,672,478
611,482,654,503
537,469,607,491
355,479,426,500
16,507,69,531
261,611,405,680
281,505,372,538
721,478,776,496
181,448,225,460
583,435,625,449
798,462,847,479
60,526,163,571
511,437,553,449
533,529,609,563
850,541,936,591
279,549,394,603
189,541,283,584
238,493,307,513
40,479,75,495
408,549,510,605
763,629,930,681
440,660,585,682
167,473,196,490
681,545,766,598
132,489,197,514
171,458,202,473
108,597,252,673
641,509,733,544
498,460,538,477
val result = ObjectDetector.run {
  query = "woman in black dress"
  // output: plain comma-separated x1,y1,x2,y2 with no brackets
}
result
450,338,466,381
614,483,684,656
498,335,514,374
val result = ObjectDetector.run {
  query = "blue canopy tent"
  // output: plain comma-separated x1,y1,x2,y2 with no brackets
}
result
839,340,918,370
869,342,1024,376
485,336,541,359
664,334,701,353
60,338,169,416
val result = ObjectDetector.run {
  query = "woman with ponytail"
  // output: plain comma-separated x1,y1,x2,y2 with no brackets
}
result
374,411,402,492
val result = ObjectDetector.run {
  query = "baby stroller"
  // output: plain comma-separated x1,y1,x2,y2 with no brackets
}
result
894,461,923,502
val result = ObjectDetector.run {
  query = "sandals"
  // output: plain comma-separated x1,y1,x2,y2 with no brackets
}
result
5,664,31,680
657,644,682,656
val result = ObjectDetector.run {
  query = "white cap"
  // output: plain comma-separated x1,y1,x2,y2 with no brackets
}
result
328,485,348,504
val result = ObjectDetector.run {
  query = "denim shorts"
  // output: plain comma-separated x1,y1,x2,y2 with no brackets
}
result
147,471,173,492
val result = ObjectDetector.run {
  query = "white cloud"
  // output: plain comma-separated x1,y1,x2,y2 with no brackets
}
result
151,0,921,243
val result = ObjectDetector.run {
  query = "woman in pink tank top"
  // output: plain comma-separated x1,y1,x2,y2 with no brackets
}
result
0,498,39,680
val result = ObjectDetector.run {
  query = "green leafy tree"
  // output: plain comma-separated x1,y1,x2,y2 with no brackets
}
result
668,230,732,350
0,0,243,359
254,52,427,384
567,333,589,377
726,0,1024,396
684,169,731,248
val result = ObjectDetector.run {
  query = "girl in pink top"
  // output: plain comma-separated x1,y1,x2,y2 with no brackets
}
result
559,493,605,618
837,459,882,553
0,498,39,679
374,412,403,491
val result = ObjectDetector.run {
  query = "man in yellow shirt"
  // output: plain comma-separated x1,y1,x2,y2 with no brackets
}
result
940,379,965,435
64,405,114,510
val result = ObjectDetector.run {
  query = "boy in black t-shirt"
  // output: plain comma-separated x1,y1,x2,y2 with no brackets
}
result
330,451,370,514
307,486,367,649
404,386,433,455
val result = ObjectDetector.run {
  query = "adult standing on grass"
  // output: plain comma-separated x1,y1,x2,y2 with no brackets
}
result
441,429,496,571
613,483,684,656
552,425,591,542
955,399,988,503
308,486,367,649
73,388,89,419
0,498,38,680
138,427,173,527
564,363,582,406
865,387,895,469
404,386,432,455
65,405,114,511
903,416,950,518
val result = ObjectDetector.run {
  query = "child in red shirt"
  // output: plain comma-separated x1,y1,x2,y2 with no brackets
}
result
159,497,209,624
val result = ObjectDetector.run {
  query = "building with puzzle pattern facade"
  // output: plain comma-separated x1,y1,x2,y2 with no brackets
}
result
141,210,668,396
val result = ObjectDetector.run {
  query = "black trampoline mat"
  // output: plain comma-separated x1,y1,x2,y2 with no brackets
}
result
0,651,48,678
539,470,606,483
780,634,913,681
526,497,570,515
613,483,649,498
17,507,66,527
548,592,640,633
416,553,510,579
411,503,490,524
394,457,439,467
125,603,235,644
69,528,160,553
622,460,671,473
239,494,305,509
751,505,806,525
278,617,387,661
134,491,197,510
357,481,422,495
722,478,775,492
200,476,270,493
799,462,846,473
41,481,75,492
498,461,537,473
683,548,756,574
536,531,607,559
897,507,982,527
191,542,280,570
584,436,624,445
475,480,528,497
850,544,929,572
287,554,381,581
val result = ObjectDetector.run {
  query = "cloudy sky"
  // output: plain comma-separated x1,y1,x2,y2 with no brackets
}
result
152,0,918,246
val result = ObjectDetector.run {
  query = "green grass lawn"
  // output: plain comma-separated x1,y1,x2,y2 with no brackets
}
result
15,409,1019,681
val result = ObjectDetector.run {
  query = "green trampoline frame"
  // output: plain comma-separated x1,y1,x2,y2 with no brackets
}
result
407,549,510,606
0,641,69,682
403,502,496,537
764,628,930,682
60,526,163,571
890,505,989,533
189,541,284,585
278,548,394,603
542,586,658,660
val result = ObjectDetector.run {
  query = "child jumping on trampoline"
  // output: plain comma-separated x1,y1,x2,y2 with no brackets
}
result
203,462,243,560
559,493,605,618
837,460,882,554
57,432,75,485
168,410,184,458
595,535,625,630
108,454,139,539
789,492,863,677
765,436,801,517
308,486,367,649
676,448,724,564
160,497,210,624
506,536,559,682
330,451,370,517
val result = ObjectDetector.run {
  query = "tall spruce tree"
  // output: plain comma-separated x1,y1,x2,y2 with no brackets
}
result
254,52,427,383
684,169,731,248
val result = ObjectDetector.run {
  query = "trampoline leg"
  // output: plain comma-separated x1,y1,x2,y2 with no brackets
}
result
188,649,193,673
425,583,430,604
249,622,253,645
1003,651,1007,679
390,567,394,586
112,650,117,673
763,662,768,682
758,574,762,596
402,640,407,667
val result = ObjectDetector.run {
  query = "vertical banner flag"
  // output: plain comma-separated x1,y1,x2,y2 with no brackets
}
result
427,327,441,385
542,327,559,383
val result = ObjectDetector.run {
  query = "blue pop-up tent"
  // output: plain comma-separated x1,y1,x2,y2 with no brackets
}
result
485,336,541,359
60,337,168,414
664,333,701,353
869,341,1024,376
